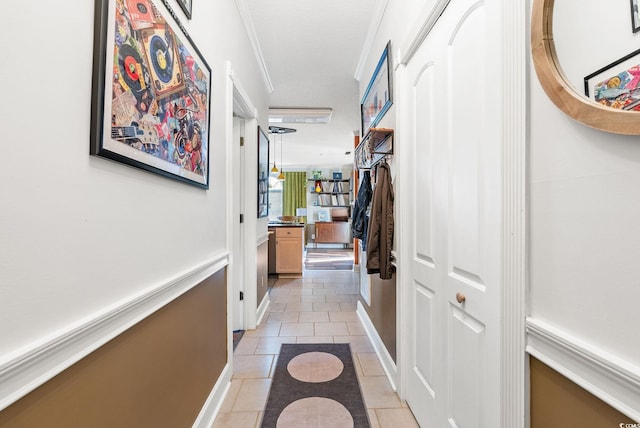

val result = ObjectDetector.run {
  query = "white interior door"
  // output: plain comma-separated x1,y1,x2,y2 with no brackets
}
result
402,19,444,425
402,0,503,426
231,116,245,331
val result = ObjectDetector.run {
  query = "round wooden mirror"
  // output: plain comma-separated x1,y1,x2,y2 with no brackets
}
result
532,0,640,134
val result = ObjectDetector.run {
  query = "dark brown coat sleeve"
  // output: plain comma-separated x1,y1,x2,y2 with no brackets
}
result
366,163,394,279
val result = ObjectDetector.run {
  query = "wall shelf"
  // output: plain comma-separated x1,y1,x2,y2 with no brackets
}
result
308,177,352,208
355,128,393,170
312,192,350,195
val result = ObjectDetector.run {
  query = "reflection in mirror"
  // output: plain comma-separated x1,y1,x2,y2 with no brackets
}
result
532,0,640,134
554,0,640,106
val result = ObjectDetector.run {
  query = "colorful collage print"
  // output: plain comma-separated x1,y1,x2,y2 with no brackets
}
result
110,0,209,178
593,64,640,110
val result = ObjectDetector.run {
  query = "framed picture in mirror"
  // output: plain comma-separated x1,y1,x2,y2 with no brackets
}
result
631,0,640,32
177,0,192,19
584,48,640,111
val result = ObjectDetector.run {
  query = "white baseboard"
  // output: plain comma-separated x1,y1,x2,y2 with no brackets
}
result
192,363,232,428
0,252,230,412
256,294,270,325
526,318,640,422
357,301,398,391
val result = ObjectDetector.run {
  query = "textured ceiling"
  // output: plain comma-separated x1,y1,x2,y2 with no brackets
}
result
246,0,376,169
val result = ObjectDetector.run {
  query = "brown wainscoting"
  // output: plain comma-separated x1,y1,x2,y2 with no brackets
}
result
257,240,268,308
0,268,227,428
360,273,396,363
530,356,637,427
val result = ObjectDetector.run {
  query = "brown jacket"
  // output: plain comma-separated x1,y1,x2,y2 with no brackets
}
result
366,162,394,279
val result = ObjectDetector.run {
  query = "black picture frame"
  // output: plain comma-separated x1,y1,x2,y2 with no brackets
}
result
584,48,640,111
90,0,211,188
632,0,640,33
177,0,192,19
360,41,393,139
257,126,269,218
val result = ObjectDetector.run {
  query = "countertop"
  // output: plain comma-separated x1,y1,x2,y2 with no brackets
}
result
268,223,305,228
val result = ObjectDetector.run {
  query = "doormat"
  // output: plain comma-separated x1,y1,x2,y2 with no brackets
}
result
304,249,354,271
261,343,369,427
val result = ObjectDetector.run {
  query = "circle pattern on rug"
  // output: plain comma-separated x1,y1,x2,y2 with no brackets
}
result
276,397,354,428
287,351,344,383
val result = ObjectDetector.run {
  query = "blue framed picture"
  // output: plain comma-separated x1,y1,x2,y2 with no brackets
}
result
361,42,392,139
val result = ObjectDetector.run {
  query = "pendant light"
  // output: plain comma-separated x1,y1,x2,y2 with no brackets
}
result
277,133,286,181
268,125,296,182
270,132,279,174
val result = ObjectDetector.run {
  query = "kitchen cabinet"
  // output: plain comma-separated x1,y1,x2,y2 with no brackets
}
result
270,225,304,277
315,222,351,245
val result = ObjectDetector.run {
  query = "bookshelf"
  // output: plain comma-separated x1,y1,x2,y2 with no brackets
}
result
308,178,351,207
306,176,353,248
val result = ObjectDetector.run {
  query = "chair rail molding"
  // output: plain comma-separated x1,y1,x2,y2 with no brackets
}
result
527,318,640,422
0,252,229,412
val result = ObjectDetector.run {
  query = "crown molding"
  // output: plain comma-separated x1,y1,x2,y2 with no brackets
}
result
234,0,274,93
354,0,390,81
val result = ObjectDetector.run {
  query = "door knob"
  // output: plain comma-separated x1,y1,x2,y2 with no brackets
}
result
456,292,466,304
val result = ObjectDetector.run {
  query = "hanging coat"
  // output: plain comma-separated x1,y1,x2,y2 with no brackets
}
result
366,162,394,280
352,170,372,246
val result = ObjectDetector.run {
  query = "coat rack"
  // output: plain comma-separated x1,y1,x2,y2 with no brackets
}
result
355,128,393,170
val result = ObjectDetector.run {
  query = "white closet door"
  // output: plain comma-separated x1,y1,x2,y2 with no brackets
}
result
402,0,503,426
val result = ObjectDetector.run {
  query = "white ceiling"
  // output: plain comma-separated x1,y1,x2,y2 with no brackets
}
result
245,0,377,169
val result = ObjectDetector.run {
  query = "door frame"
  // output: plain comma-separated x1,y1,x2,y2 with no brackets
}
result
226,62,258,354
395,0,527,426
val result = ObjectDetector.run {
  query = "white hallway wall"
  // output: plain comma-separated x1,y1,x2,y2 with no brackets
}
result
528,4,640,420
0,0,268,407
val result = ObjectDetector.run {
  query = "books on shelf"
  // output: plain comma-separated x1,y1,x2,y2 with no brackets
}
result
308,177,351,206
316,193,349,206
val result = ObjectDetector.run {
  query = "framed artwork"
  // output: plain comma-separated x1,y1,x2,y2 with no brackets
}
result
90,0,211,188
631,0,640,33
361,41,392,139
177,0,192,19
584,48,640,111
257,126,269,218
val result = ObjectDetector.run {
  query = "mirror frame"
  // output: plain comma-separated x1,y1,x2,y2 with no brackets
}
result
532,0,640,135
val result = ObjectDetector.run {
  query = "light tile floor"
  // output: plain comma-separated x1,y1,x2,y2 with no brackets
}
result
212,269,419,428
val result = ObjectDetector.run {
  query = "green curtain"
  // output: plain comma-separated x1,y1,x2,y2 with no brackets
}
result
283,172,307,217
